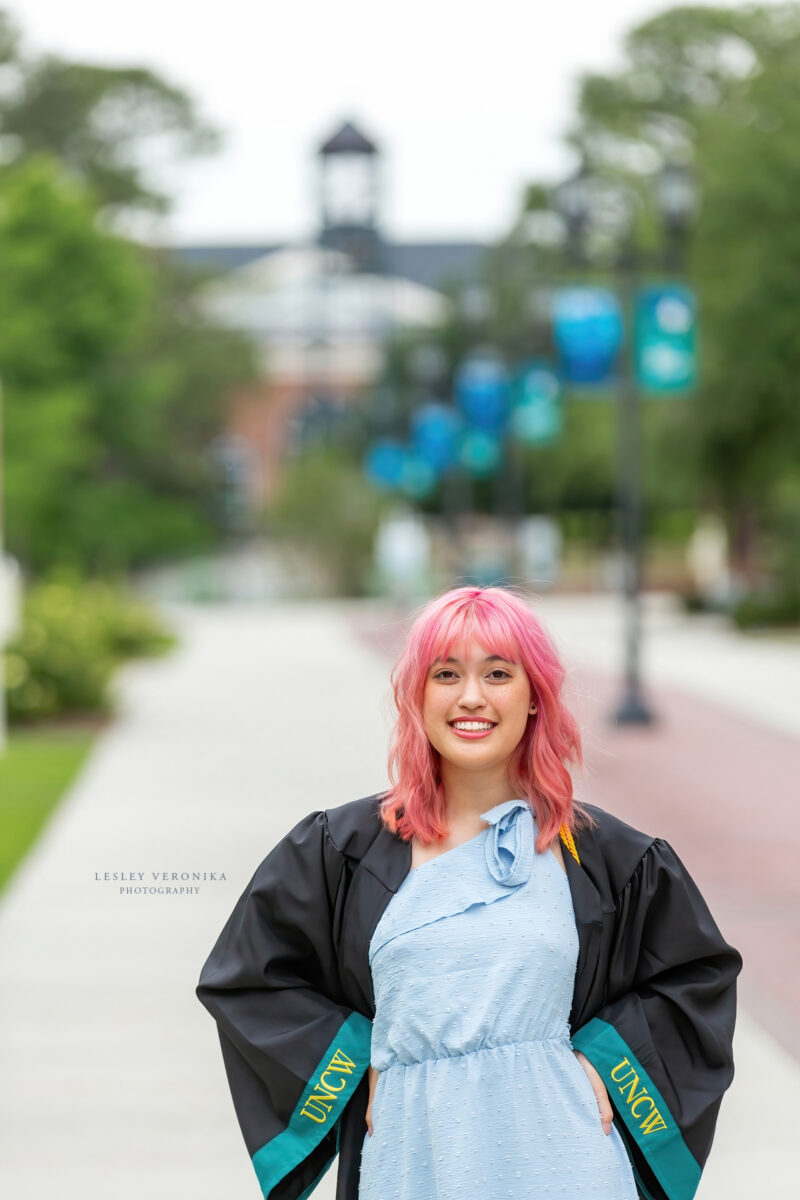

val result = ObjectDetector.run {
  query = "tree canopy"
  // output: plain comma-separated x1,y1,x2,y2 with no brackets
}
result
0,9,220,214
0,11,258,575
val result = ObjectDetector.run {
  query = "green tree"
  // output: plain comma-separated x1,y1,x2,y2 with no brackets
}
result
0,9,258,578
267,446,389,597
0,156,147,566
0,156,257,573
571,3,800,586
0,9,219,214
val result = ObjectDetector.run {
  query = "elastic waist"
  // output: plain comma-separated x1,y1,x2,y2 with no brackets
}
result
380,1034,572,1071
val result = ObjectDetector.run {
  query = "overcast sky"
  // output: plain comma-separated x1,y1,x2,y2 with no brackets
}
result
10,0,740,245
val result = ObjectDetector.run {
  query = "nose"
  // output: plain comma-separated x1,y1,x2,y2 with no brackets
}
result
457,673,488,708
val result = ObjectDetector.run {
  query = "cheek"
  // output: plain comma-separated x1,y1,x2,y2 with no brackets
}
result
421,693,441,736
499,681,529,710
503,691,532,735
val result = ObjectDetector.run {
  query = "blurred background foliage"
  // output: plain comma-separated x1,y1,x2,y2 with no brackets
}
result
0,1,798,739
352,3,800,619
556,2,800,602
4,574,175,722
267,446,391,597
0,5,254,732
0,8,258,577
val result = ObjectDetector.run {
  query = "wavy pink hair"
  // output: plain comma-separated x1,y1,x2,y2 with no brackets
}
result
378,585,594,853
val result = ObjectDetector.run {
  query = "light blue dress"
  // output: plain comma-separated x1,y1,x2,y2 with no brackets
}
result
359,798,638,1199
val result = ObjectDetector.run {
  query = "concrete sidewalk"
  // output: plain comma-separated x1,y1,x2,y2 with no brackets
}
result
0,595,790,1197
0,604,395,1199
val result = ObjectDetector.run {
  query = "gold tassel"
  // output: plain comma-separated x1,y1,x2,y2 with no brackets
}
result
559,824,581,865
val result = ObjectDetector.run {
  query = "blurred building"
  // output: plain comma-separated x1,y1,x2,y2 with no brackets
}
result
172,120,488,505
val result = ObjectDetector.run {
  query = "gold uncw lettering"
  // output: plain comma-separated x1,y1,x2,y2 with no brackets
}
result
641,1107,668,1135
320,1070,347,1092
300,1045,358,1124
328,1048,357,1074
630,1095,656,1119
609,1055,667,1136
610,1057,633,1082
300,1096,331,1124
618,1073,648,1108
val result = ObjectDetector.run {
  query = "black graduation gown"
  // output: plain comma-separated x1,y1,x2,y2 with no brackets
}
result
195,794,742,1200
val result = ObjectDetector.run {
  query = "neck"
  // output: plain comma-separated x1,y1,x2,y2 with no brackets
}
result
438,759,519,824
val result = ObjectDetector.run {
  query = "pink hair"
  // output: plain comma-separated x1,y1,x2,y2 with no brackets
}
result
378,585,594,853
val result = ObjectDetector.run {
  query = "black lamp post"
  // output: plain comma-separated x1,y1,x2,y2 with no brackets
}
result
656,162,698,269
555,159,696,725
555,166,591,264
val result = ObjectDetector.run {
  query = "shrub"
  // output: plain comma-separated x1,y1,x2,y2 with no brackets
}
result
731,590,800,630
4,577,175,722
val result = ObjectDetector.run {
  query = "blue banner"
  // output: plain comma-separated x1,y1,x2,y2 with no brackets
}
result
411,403,461,472
365,439,437,498
552,288,623,384
364,439,406,490
454,353,510,432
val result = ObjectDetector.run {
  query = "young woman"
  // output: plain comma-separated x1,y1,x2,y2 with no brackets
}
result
196,586,742,1200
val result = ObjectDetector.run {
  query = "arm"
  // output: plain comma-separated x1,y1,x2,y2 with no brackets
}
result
571,838,742,1200
365,1065,379,1137
572,1049,614,1135
196,810,372,1200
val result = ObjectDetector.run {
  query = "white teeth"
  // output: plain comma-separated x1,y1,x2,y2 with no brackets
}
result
451,722,495,731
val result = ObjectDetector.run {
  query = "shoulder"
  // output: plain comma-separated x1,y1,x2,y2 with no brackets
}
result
322,792,387,860
577,802,658,895
262,793,385,867
248,795,385,905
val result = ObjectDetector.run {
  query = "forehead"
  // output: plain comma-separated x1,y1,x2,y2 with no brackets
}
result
430,638,517,666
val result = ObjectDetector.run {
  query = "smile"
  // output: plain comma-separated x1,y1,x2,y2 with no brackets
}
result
448,721,497,738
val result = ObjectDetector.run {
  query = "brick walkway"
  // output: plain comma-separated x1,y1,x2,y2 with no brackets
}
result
567,666,800,1064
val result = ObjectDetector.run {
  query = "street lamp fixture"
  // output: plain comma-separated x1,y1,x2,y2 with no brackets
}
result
656,162,698,236
554,164,591,260
554,159,696,726
657,161,698,270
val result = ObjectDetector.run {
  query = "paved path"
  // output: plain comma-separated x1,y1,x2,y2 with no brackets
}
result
0,595,793,1197
0,604,395,1200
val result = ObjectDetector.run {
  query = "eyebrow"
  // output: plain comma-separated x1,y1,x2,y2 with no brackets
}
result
432,655,515,666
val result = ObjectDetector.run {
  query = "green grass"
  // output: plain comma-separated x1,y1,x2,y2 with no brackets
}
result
0,727,96,893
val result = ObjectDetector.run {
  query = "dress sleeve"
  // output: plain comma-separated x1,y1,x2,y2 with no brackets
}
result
195,809,372,1200
570,837,742,1200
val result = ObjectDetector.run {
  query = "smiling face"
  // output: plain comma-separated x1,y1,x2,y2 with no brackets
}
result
422,638,533,775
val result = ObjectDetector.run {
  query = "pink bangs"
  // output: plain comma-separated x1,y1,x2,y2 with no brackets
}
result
377,585,593,852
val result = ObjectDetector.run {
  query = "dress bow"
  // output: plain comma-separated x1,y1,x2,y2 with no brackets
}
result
480,798,534,887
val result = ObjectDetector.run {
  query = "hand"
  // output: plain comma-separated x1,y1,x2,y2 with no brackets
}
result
573,1049,613,1135
366,1066,379,1137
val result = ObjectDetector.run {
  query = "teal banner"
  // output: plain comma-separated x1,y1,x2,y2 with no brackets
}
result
509,362,562,444
634,285,696,393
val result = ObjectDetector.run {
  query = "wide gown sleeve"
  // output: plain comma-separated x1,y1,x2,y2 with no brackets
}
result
195,810,372,1200
570,837,742,1200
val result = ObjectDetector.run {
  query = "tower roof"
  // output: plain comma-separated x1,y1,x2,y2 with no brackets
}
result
318,120,378,156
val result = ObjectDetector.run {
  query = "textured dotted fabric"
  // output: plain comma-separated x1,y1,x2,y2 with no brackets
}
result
359,798,638,1199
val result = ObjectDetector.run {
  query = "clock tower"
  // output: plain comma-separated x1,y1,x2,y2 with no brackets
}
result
317,119,382,273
